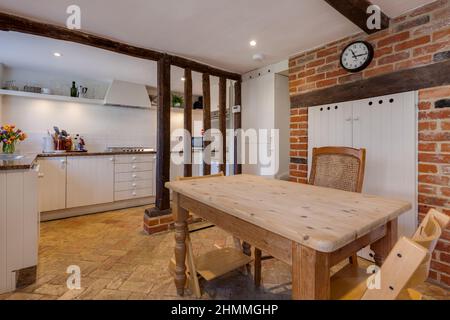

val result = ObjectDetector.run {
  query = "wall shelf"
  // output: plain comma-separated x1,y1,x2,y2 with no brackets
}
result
0,89,104,105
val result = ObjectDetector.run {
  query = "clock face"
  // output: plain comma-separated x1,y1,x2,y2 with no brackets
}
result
340,41,374,73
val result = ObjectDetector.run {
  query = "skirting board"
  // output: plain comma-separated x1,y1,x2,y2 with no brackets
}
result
40,196,155,221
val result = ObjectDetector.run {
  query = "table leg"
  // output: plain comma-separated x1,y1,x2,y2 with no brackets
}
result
292,242,330,300
372,218,398,266
173,192,189,296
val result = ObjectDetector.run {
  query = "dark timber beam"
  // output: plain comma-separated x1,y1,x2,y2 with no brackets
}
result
0,11,241,81
234,81,242,175
219,77,227,174
324,0,390,34
291,59,450,108
183,68,193,177
202,73,212,176
154,55,171,212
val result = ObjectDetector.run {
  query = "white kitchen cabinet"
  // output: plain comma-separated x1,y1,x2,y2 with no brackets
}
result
1,168,39,294
66,156,114,208
308,91,418,256
114,154,155,201
37,157,67,212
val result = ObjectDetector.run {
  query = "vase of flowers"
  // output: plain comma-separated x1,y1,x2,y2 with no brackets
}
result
1,124,27,154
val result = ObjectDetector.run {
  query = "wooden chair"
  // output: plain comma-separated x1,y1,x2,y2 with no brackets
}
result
331,209,449,300
254,147,366,287
169,172,253,298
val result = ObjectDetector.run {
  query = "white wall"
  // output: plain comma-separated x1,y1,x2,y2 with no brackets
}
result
1,96,157,153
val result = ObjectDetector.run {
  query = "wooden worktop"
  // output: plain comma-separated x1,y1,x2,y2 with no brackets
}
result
166,174,411,253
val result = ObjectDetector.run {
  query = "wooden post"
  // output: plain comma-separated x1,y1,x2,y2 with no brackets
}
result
184,68,193,177
154,54,171,211
219,77,227,174
202,73,211,175
234,81,242,175
372,218,398,266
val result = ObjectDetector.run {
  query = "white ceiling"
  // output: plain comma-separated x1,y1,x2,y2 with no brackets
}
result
0,0,433,74
0,0,434,91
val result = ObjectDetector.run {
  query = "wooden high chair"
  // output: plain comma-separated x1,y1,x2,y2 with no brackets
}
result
169,172,253,298
330,209,449,300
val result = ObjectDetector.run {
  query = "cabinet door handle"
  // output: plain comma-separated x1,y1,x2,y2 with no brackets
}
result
132,183,137,187
132,156,137,161
132,192,137,196
60,159,66,163
345,117,352,122
132,165,137,169
110,158,114,162
38,173,44,178
132,174,137,178
353,117,360,121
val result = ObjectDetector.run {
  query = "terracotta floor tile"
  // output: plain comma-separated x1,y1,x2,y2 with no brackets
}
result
1,206,447,300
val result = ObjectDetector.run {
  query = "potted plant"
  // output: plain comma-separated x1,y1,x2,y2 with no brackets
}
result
172,94,184,108
0,124,27,154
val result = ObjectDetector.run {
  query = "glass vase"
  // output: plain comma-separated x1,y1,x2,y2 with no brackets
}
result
2,142,16,154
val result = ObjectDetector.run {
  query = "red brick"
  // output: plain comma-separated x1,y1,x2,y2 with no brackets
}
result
290,65,305,74
326,54,340,63
145,224,169,235
418,184,437,194
395,36,431,51
290,115,308,123
160,215,174,224
338,73,363,84
291,170,307,178
306,59,325,68
326,69,348,78
374,46,393,59
418,101,432,110
317,47,338,58
419,110,450,121
297,69,315,78
378,52,410,65
418,195,448,207
433,27,450,41
430,260,450,274
442,121,450,130
291,143,308,150
410,0,448,17
413,42,449,57
420,86,450,99
418,121,437,131
306,73,325,83
378,32,410,48
442,143,450,152
442,274,450,287
442,187,450,197
419,152,450,163
419,175,450,186
364,65,394,78
395,55,432,70
419,143,437,152
442,252,450,264
317,78,337,88
419,163,438,173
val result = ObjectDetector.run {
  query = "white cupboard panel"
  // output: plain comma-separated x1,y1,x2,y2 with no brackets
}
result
115,162,153,173
115,180,153,192
0,173,7,293
115,170,153,183
66,156,114,208
38,157,67,212
114,154,155,164
6,171,24,272
115,188,153,201
23,170,39,267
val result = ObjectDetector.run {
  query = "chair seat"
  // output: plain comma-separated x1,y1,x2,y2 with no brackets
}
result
331,264,370,300
195,248,253,281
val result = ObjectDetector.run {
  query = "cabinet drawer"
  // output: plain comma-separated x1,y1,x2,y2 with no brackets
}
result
115,162,153,173
115,171,153,182
114,154,155,164
115,180,153,192
114,187,153,201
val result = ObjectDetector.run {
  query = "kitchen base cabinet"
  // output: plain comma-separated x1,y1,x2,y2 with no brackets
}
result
37,157,66,212
66,156,114,208
0,168,39,294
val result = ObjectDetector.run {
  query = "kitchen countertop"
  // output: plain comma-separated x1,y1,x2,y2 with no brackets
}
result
0,153,39,171
0,151,157,171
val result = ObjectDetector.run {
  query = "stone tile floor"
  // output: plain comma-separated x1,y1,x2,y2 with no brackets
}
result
0,206,448,300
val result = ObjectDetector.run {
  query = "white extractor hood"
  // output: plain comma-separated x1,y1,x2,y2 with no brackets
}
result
104,80,151,109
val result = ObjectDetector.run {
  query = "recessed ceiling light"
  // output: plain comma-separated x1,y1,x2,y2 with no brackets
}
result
249,40,257,47
181,77,186,81
53,52,62,57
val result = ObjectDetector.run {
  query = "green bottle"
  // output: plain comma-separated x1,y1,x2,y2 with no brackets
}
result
70,81,78,97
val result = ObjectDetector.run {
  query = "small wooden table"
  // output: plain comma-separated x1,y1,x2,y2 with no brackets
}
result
166,175,411,300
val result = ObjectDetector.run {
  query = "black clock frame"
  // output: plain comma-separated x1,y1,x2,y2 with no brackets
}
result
340,41,374,73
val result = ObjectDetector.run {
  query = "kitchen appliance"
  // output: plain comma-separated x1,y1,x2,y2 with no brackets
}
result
104,80,151,108
42,136,55,153
105,147,155,153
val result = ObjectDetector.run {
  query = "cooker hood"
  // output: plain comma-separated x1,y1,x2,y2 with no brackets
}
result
104,80,151,108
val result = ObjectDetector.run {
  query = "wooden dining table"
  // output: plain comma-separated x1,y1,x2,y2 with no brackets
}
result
165,174,411,300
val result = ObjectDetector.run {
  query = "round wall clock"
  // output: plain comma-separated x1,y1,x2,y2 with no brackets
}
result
340,41,374,73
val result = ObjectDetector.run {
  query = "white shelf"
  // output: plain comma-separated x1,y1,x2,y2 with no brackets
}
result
0,89,104,105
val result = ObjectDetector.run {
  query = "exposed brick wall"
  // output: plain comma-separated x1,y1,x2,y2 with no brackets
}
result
418,86,450,286
289,0,450,287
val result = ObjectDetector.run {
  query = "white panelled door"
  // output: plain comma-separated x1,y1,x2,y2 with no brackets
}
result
308,91,417,258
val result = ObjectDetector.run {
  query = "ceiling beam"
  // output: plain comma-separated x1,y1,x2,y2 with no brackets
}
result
0,11,241,81
290,59,450,108
324,0,390,34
